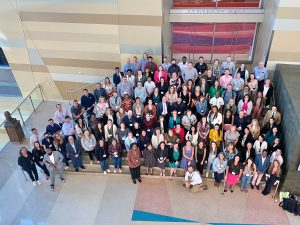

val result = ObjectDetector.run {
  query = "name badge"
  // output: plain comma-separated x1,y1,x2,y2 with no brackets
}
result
129,124,133,126
161,92,164,95
122,137,125,140
103,154,107,157
178,112,181,114
136,133,139,136
124,92,128,95
183,101,186,104
160,157,163,160
144,144,147,147
147,129,150,132
232,172,236,175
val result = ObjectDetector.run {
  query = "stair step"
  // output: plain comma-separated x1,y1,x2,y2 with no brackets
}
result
66,163,188,177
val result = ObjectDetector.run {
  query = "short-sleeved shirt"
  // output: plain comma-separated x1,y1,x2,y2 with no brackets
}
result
71,104,84,119
228,160,242,175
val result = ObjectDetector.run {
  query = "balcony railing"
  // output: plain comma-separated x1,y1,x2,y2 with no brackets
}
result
0,85,44,151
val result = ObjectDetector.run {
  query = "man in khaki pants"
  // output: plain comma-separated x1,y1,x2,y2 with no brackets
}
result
184,165,207,193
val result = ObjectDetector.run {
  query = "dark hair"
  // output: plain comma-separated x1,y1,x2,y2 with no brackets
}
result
115,67,120,70
31,128,36,132
19,147,28,156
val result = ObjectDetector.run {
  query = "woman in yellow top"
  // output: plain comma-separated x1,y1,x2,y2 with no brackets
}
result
209,123,223,148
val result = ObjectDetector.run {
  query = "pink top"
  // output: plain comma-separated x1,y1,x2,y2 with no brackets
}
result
154,71,168,84
220,75,233,89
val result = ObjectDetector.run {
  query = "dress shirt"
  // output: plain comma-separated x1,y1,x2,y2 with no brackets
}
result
253,66,267,81
185,171,202,185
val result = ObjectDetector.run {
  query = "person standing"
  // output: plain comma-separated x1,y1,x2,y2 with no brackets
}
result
128,143,142,184
95,139,110,174
43,148,65,191
224,155,243,193
262,160,281,196
32,142,50,180
108,139,123,173
18,147,41,186
240,157,256,193
253,61,267,91
143,144,156,175
251,150,270,190
66,136,85,172
81,89,95,119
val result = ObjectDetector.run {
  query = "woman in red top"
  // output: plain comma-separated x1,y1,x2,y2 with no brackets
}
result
154,65,167,84
127,143,141,184
173,124,185,143
121,94,133,112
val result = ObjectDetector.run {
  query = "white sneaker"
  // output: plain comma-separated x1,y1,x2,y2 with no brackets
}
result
206,172,209,178
90,161,93,165
104,171,107,174
114,169,117,173
106,169,111,173
37,180,42,185
64,166,69,170
119,169,122,173
32,181,37,187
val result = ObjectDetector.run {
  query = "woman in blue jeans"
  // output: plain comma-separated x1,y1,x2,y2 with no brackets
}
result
108,139,123,173
240,157,256,192
95,139,110,174
212,152,227,187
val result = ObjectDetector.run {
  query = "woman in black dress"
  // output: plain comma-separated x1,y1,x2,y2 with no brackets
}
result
137,130,150,156
195,140,207,175
143,144,156,175
18,147,41,186
32,141,50,179
262,160,281,196
94,122,105,141
155,142,168,177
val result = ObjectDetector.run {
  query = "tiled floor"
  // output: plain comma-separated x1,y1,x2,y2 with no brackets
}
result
0,101,299,225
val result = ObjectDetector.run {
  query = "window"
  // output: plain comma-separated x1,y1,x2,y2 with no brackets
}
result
173,0,261,8
172,23,257,63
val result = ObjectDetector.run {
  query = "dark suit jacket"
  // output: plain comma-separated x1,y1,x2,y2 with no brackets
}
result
240,148,256,162
66,140,82,159
157,102,171,117
254,154,270,173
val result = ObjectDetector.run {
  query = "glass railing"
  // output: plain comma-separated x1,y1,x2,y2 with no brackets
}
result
66,79,106,105
0,85,44,151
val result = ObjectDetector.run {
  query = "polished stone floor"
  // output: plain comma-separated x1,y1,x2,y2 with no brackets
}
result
0,101,299,225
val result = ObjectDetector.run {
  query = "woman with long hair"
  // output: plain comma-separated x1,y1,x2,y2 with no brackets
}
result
185,125,199,147
103,77,115,99
247,119,261,139
32,141,50,179
209,123,222,148
154,65,167,84
157,77,168,98
262,160,281,196
195,140,207,175
224,142,238,161
223,110,234,132
247,73,258,96
155,142,168,176
209,80,222,98
95,96,109,124
212,152,227,187
197,117,210,145
168,143,181,177
180,140,196,171
224,98,237,115
143,144,156,175
18,147,41,186
206,141,219,178
53,133,69,168
122,94,133,112
224,154,243,193
151,128,165,149
207,106,222,128
224,125,240,146
75,118,86,140
95,139,110,174
165,85,178,106
251,91,265,120
240,157,256,192
238,94,253,116
116,108,127,126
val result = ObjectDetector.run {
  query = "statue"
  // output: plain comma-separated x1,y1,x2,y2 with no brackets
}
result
3,111,17,127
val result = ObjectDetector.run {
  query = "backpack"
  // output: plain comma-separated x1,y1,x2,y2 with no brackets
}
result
279,198,298,214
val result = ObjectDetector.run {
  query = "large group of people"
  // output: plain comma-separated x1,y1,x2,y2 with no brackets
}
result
18,53,284,195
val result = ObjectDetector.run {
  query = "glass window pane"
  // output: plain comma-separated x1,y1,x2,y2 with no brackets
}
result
172,22,256,63
173,0,260,8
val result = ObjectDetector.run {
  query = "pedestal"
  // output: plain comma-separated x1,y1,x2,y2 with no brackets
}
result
5,120,25,143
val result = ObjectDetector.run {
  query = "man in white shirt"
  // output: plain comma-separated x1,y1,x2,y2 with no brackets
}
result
178,56,188,75
184,165,207,193
209,92,224,110
270,149,284,166
144,76,156,97
30,128,43,149
54,103,70,126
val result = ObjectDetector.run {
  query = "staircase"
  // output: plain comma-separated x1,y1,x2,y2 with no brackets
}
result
66,154,187,177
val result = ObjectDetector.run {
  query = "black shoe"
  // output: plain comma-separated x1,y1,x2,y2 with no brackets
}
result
75,168,79,172
251,184,254,189
60,178,66,182
132,180,136,184
137,178,142,183
50,185,54,191
81,165,85,169
224,189,228,192
230,189,234,193
256,185,259,190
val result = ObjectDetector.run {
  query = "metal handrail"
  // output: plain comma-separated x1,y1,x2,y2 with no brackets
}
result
65,78,106,104
0,84,44,127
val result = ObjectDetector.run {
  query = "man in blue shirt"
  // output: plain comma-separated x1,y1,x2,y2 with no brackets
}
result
93,83,107,103
140,53,148,72
122,58,132,73
80,89,95,119
131,56,139,75
253,61,268,91
46,118,61,136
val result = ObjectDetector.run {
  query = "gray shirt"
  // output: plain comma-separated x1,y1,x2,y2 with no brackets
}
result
182,67,198,83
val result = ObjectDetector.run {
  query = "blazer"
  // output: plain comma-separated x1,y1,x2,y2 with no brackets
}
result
43,151,64,171
262,110,281,126
66,140,82,159
151,134,165,149
254,154,270,173
157,102,171,117
113,72,123,86
253,140,268,155
154,71,168,84
240,148,256,162
109,96,122,112
104,124,118,142
168,148,182,163
237,100,253,115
